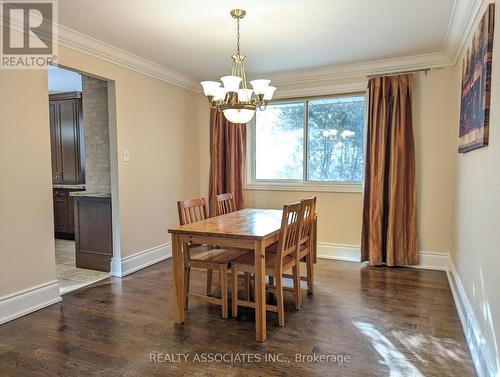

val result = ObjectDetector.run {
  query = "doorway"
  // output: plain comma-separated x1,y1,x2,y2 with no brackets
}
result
48,65,118,294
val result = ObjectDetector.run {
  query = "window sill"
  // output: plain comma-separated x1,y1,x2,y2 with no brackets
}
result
245,182,363,193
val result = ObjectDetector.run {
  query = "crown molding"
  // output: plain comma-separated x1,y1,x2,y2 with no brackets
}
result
265,52,453,86
274,82,368,100
56,24,200,92
444,0,485,64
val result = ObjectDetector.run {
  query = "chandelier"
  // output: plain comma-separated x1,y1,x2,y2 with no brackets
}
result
200,9,276,124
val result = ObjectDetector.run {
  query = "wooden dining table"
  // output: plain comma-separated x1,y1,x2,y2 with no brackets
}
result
168,207,317,341
168,208,283,342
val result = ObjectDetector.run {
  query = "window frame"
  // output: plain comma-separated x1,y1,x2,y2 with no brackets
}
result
246,92,367,193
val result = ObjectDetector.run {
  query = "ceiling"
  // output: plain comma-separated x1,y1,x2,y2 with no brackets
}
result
57,0,476,87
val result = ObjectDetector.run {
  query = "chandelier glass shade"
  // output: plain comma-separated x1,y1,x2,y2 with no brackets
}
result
200,9,276,124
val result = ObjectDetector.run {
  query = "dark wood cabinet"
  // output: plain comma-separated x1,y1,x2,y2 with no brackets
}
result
74,195,113,272
53,188,84,239
53,190,69,234
49,92,85,185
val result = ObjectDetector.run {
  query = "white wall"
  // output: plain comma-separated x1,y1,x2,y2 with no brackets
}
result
451,2,500,373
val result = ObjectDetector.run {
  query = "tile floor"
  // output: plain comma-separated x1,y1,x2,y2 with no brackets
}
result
55,239,109,294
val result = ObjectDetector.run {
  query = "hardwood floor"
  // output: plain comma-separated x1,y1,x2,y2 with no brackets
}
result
0,260,474,376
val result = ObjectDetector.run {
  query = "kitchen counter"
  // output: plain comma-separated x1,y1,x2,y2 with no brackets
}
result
70,191,111,198
53,184,86,190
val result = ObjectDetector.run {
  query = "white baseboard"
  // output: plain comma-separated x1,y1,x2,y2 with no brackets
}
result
446,256,497,377
317,243,448,271
110,242,172,277
318,243,361,262
0,280,61,325
408,251,449,271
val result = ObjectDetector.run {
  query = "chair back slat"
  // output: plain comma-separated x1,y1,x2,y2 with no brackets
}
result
177,198,208,225
299,197,317,248
216,193,236,216
275,201,303,272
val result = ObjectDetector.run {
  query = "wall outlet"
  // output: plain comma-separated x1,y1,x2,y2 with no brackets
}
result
123,150,130,162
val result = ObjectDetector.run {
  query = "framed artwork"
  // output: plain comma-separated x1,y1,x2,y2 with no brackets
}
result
459,3,495,153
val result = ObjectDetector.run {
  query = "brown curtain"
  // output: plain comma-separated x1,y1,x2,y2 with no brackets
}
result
361,74,418,266
208,108,247,216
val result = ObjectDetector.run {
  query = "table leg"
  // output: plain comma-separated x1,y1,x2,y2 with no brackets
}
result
172,234,184,324
254,239,267,342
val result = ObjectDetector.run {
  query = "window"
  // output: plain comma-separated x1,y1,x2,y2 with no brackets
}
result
255,102,304,180
250,94,366,191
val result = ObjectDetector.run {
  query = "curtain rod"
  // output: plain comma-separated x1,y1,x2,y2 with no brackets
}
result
366,68,430,79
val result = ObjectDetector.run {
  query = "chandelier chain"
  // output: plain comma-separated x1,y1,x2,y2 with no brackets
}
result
236,17,240,55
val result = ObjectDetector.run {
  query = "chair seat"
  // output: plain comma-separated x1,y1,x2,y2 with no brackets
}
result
232,251,295,275
266,242,310,259
190,248,248,265
188,244,210,253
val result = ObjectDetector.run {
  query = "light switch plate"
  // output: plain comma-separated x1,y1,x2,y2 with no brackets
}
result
123,150,129,162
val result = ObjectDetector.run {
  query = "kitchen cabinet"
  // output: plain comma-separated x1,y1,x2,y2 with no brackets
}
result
49,92,85,184
53,187,84,239
73,194,112,272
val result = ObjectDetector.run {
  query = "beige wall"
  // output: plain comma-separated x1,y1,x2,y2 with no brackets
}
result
0,69,56,296
413,68,459,253
0,45,203,296
198,99,211,200
58,46,203,258
451,1,500,367
245,191,363,246
197,69,459,252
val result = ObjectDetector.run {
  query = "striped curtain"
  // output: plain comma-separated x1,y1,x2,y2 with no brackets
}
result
361,74,418,266
208,108,247,217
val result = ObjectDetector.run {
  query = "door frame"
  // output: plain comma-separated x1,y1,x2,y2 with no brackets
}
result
49,64,122,275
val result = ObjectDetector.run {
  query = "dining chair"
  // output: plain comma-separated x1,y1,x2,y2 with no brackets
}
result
177,198,211,302
296,196,317,305
177,197,248,319
279,196,317,306
231,201,304,326
216,192,253,300
216,192,236,215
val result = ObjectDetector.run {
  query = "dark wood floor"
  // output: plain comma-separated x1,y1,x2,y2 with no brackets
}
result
0,259,475,376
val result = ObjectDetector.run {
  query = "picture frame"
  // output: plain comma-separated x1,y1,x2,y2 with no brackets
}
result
459,3,495,153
